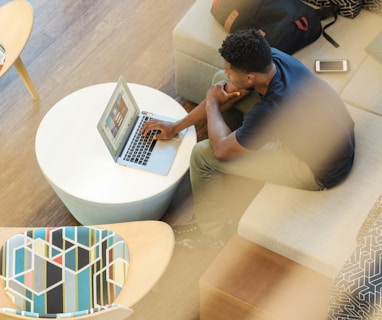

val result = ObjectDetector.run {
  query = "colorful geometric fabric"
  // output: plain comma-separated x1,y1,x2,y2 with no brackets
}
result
0,227,130,315
0,303,132,319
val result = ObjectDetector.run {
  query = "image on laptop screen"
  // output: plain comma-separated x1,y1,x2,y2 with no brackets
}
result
98,81,138,159
105,93,127,138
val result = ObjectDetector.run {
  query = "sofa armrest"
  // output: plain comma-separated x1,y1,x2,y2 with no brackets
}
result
173,0,226,103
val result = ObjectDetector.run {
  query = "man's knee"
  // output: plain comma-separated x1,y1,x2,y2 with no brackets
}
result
190,140,215,170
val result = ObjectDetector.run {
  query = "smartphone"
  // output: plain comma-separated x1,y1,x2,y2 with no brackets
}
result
314,59,349,73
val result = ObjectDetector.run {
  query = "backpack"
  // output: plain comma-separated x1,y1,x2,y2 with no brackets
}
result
211,0,338,54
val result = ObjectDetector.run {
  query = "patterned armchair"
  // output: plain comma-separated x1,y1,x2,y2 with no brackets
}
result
0,226,133,320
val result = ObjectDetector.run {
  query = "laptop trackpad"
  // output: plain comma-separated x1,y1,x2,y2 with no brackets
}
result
145,140,180,175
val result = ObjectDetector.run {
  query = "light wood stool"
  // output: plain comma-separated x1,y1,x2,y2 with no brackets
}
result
0,0,39,100
200,235,332,320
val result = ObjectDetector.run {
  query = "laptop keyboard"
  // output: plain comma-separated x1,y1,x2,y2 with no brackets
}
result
123,115,159,166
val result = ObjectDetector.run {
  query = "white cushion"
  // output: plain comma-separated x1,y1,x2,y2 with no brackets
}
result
238,104,382,278
173,0,226,69
341,55,382,116
294,10,382,94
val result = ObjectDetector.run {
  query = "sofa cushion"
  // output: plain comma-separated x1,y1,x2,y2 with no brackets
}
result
173,0,225,70
173,0,226,103
238,104,382,278
294,10,382,95
366,30,382,64
340,30,382,116
341,55,382,116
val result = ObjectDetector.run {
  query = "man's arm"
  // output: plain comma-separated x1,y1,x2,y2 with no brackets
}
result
206,82,253,161
141,81,250,140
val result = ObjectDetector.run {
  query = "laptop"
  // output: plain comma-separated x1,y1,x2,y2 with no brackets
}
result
97,76,186,175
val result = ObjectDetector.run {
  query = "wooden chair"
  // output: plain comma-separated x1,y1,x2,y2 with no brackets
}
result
0,0,39,100
0,221,174,319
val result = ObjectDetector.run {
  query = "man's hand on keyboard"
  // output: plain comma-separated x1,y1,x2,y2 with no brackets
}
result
141,119,177,140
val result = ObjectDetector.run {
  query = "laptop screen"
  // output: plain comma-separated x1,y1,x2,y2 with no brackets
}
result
97,77,139,160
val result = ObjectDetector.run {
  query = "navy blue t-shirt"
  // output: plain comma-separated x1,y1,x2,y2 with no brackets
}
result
235,48,355,188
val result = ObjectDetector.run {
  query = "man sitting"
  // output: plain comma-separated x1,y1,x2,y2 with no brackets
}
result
142,29,355,249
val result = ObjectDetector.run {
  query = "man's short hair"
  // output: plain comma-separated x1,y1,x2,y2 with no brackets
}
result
219,29,272,73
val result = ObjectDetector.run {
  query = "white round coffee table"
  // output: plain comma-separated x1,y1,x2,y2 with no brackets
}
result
35,83,197,225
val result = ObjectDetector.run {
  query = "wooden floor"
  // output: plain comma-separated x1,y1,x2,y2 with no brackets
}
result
0,0,198,227
0,0,210,319
0,1,263,319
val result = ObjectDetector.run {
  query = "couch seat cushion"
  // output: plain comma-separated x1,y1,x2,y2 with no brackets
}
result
238,104,382,278
294,10,382,94
173,0,226,69
341,56,382,116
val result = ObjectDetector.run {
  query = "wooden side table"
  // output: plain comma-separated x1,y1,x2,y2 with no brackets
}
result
0,0,39,100
200,235,332,320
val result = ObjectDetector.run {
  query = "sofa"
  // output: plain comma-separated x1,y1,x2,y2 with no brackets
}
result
173,1,382,319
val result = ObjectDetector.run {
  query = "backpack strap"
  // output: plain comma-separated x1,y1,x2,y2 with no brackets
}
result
315,4,340,48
